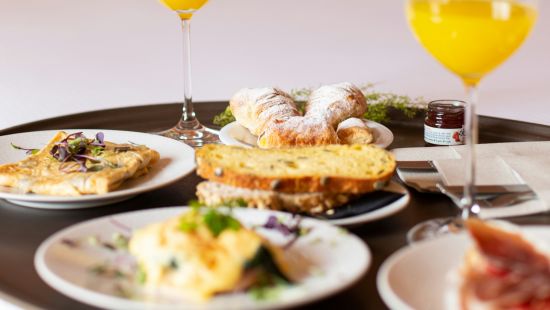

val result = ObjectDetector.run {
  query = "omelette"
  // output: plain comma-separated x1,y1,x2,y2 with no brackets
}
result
129,208,292,301
0,131,160,196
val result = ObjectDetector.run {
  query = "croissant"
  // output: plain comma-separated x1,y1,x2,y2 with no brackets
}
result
336,117,374,145
257,116,339,148
305,82,367,127
229,88,299,136
258,83,367,148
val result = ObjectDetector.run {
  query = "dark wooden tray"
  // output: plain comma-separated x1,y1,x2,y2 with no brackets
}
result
1,102,549,310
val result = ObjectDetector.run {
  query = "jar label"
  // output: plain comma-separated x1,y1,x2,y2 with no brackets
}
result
424,125,464,145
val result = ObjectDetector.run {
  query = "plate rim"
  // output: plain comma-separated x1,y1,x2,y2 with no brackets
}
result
0,129,196,204
219,120,394,149
35,206,372,310
327,181,410,227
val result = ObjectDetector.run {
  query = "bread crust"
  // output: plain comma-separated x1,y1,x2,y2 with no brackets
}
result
196,181,356,214
197,166,392,193
196,161,394,194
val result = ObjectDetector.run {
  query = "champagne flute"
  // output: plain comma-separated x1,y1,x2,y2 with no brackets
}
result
405,0,538,242
158,0,220,147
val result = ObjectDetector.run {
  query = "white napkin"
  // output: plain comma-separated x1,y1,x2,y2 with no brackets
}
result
393,142,550,219
432,157,521,186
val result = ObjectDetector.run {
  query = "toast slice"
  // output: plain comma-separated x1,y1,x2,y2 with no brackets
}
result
196,181,356,215
195,144,395,194
0,131,160,196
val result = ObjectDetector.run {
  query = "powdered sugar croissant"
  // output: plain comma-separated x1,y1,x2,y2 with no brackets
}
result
304,82,367,126
229,83,369,148
258,83,367,148
229,88,299,136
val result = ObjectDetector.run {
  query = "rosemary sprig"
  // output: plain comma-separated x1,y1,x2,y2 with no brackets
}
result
212,84,426,127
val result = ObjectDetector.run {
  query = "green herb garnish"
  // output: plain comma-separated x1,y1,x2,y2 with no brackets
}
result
179,217,198,232
179,206,242,237
203,208,241,237
136,266,147,284
10,143,39,155
213,106,236,127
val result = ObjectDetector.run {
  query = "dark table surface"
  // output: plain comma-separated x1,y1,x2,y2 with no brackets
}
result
1,102,549,310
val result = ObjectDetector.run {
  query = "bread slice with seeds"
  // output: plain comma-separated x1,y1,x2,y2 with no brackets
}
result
195,144,395,194
196,181,357,215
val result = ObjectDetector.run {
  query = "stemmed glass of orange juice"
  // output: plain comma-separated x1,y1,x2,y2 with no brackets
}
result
158,0,219,147
405,0,538,242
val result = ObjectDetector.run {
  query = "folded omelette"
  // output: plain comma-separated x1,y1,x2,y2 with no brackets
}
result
0,131,160,196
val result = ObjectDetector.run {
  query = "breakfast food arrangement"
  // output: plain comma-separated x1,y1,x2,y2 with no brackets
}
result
3,0,547,308
0,131,160,196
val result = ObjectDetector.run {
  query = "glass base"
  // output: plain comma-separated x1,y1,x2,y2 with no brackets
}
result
406,217,464,244
158,119,220,148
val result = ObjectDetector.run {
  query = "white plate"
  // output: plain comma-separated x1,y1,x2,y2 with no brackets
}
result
376,226,550,310
326,181,409,227
219,120,394,149
35,206,371,310
0,130,195,209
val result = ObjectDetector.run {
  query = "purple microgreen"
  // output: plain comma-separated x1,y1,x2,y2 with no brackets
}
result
10,143,39,155
46,132,108,173
61,238,79,248
101,242,116,251
74,154,101,163
261,215,312,249
263,215,299,236
109,218,133,235
91,132,105,147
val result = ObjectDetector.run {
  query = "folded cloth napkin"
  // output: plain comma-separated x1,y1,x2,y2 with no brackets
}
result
392,141,550,219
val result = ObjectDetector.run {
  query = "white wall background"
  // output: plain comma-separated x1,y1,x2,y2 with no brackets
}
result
1,0,549,130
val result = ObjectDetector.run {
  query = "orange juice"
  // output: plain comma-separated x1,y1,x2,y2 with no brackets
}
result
406,0,537,85
160,0,208,19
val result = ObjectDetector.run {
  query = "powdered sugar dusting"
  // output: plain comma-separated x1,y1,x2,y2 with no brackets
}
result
305,82,367,126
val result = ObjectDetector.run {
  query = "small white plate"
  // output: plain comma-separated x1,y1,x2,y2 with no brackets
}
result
0,130,195,209
219,120,394,149
327,181,409,227
376,226,550,310
35,206,371,310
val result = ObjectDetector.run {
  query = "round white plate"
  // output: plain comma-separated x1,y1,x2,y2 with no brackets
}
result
219,120,394,149
35,206,371,310
327,181,409,227
0,129,195,209
376,226,550,310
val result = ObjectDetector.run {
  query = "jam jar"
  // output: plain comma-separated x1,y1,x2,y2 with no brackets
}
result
424,100,465,146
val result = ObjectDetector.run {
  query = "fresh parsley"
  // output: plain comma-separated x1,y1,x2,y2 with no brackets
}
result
203,208,241,237
179,205,242,237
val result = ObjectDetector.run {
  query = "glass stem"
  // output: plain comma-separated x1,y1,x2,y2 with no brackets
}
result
180,18,196,123
461,84,480,220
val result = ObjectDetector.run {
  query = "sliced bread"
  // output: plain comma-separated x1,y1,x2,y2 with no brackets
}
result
195,144,395,194
196,181,356,215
